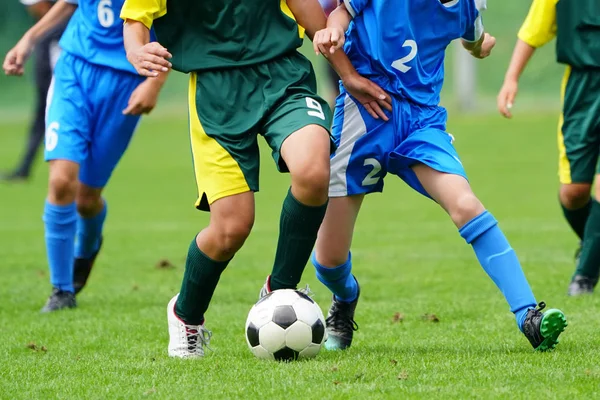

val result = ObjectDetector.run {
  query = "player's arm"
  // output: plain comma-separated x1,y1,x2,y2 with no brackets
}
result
122,69,170,115
3,0,76,76
460,0,495,59
497,0,557,118
21,0,53,20
121,0,172,77
287,0,392,120
312,3,352,56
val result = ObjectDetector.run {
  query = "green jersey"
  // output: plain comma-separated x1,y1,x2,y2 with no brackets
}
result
151,0,304,73
556,0,600,69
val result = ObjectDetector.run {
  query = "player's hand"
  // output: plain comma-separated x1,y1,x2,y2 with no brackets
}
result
313,26,345,56
470,33,496,59
123,78,163,115
126,42,172,78
497,79,518,118
343,73,392,121
3,36,35,76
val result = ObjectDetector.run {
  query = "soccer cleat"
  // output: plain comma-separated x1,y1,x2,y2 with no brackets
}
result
73,238,103,295
258,275,313,299
167,294,212,358
324,281,360,351
567,275,595,296
521,302,567,351
40,288,77,313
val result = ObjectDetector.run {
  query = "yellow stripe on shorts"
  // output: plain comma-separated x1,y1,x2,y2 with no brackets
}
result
557,66,572,184
188,72,250,209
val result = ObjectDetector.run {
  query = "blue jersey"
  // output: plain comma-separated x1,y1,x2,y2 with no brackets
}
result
343,0,486,106
60,0,141,74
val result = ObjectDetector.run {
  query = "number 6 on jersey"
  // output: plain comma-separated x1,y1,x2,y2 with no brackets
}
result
98,0,114,28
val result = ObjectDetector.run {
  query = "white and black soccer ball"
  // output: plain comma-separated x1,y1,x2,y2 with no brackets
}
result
245,289,326,361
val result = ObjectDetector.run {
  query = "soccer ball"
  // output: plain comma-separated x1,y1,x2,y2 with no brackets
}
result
245,289,326,361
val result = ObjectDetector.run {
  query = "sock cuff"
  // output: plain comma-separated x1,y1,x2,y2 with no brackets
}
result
459,211,497,244
313,252,352,281
189,237,230,273
43,201,77,224
283,188,328,220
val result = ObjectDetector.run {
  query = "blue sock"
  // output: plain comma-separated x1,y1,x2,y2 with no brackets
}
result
459,211,537,332
74,200,106,258
43,201,77,293
312,252,358,303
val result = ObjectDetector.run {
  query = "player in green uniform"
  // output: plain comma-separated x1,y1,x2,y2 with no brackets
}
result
120,0,392,357
497,0,600,296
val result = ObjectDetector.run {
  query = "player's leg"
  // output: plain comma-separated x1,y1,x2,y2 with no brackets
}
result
398,125,566,350
558,68,600,295
73,66,144,295
168,72,260,358
312,92,390,350
72,183,106,294
261,124,331,294
575,173,600,293
41,53,90,312
257,55,335,294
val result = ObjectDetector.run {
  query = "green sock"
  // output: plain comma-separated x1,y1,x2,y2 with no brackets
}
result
270,188,327,291
175,238,231,325
576,200,600,280
561,199,591,240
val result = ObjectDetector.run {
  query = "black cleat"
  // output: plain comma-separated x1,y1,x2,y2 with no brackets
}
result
73,238,103,294
522,302,567,351
324,279,360,351
41,288,77,313
567,275,595,296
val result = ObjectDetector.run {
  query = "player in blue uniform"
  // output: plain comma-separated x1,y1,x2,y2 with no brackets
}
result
3,0,168,312
311,0,568,351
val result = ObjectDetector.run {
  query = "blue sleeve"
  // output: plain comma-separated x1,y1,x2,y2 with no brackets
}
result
63,0,78,4
344,0,370,17
461,0,486,42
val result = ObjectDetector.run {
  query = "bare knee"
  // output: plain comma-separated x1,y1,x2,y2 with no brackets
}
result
48,174,77,204
209,215,254,259
76,191,103,217
290,159,330,205
560,183,591,209
447,193,485,228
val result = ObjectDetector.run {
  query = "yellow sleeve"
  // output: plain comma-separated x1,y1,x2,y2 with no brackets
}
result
517,0,558,48
120,0,167,30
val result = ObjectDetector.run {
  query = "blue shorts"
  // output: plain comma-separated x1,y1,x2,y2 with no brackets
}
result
328,92,467,198
45,52,144,188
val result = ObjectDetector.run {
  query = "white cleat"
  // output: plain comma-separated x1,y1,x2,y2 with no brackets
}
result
167,294,212,358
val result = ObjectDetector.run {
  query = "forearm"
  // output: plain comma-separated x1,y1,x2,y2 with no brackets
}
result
461,34,484,52
286,0,328,40
24,0,76,43
123,20,151,55
26,2,53,20
327,4,351,32
147,67,170,88
504,39,536,82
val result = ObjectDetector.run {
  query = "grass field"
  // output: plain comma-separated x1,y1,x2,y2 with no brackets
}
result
2,110,600,399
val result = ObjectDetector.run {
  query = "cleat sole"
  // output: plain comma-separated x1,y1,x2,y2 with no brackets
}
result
536,309,567,351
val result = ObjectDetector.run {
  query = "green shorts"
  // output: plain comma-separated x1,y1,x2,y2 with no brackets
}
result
558,66,600,184
188,52,333,211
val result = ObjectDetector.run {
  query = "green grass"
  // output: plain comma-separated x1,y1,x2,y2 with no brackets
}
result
1,111,600,399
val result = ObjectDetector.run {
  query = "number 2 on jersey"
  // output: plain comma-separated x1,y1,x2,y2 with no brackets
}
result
98,0,115,28
391,40,418,73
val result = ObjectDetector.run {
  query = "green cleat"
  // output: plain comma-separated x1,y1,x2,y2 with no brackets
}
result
324,281,360,351
522,302,567,351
